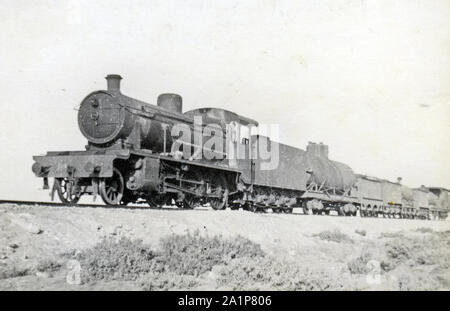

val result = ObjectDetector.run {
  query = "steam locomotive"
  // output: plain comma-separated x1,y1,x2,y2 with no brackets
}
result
32,75,449,220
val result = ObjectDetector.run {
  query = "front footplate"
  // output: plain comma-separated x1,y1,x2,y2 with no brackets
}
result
31,150,130,179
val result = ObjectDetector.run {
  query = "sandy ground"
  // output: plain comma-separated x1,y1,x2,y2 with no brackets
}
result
0,203,449,290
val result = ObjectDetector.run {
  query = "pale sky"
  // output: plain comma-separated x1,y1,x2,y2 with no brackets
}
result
0,0,449,201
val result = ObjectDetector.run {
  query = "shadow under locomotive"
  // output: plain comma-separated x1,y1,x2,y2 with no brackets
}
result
31,74,449,220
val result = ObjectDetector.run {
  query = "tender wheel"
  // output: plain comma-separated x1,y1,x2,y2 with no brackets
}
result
209,189,229,210
55,178,81,204
208,175,229,211
100,168,125,205
209,197,226,210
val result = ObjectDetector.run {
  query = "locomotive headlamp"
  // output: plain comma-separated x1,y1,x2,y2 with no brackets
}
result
32,162,42,175
32,162,50,176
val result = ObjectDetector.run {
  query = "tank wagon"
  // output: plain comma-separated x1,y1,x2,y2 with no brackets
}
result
31,74,448,220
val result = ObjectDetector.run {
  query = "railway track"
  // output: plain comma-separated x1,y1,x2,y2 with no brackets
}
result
0,199,318,218
0,199,192,211
0,199,332,219
0,199,446,221
0,199,314,216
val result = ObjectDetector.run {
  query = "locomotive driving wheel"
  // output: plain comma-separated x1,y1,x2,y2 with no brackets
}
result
146,193,166,208
174,193,198,209
55,178,81,205
99,168,125,205
181,194,197,209
175,170,204,209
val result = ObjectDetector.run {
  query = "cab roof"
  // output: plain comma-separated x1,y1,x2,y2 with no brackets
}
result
184,107,259,126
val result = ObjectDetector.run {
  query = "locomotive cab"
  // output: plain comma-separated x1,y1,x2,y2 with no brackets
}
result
184,107,259,166
184,107,258,144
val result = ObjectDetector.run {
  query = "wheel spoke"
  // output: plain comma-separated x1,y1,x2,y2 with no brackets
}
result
56,178,80,204
100,168,124,206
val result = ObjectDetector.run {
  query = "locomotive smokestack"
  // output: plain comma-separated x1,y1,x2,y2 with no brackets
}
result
106,74,122,92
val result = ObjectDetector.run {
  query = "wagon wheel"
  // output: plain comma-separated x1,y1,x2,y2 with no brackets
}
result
248,203,259,213
99,168,124,205
282,207,293,214
55,178,81,205
302,201,312,215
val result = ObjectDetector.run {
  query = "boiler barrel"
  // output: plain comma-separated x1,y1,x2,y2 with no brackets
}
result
77,75,192,152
